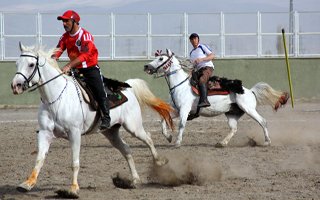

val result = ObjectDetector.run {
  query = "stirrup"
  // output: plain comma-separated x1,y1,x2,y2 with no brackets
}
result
198,101,211,108
99,119,110,130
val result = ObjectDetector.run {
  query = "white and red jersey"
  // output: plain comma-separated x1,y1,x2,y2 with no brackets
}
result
55,27,98,69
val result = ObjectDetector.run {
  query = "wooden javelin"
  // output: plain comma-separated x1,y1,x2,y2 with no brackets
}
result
281,28,294,108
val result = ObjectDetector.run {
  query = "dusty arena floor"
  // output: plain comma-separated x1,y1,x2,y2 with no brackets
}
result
0,101,319,199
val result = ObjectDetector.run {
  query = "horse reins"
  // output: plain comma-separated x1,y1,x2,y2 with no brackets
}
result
29,73,64,92
157,54,190,92
155,54,190,109
16,53,68,106
16,54,64,92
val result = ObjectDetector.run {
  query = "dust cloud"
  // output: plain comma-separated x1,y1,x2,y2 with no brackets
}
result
149,152,222,186
244,113,320,146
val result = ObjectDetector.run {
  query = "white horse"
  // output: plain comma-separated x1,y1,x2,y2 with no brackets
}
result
11,43,173,197
144,49,289,147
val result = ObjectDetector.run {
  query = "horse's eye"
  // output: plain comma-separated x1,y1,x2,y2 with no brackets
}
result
159,57,163,61
29,63,35,68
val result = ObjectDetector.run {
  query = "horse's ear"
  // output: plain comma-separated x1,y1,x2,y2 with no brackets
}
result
19,42,26,52
155,50,162,57
166,49,173,56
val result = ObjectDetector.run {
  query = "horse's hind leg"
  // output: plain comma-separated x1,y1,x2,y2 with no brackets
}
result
17,130,53,192
237,94,271,146
216,113,243,148
123,122,168,166
247,109,270,146
101,125,140,185
239,107,270,146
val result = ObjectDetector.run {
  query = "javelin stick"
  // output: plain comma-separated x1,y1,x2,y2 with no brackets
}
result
281,28,294,108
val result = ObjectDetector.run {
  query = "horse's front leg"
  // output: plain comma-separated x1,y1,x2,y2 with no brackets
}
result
68,130,81,196
17,130,53,192
160,111,178,143
160,119,172,143
174,108,191,147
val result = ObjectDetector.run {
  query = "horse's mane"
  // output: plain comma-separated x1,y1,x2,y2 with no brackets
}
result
157,52,193,73
175,56,194,73
25,45,62,72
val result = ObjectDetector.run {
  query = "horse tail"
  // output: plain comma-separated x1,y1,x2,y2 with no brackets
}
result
250,82,289,111
125,79,174,130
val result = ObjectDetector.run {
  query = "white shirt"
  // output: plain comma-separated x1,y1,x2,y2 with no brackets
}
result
190,44,214,70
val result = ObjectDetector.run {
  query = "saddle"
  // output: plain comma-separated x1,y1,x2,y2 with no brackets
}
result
187,71,244,121
190,70,244,96
74,73,130,111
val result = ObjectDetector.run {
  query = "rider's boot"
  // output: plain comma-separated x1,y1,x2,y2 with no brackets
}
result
198,83,211,108
99,100,111,130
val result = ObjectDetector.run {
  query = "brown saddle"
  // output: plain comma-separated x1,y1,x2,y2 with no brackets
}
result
75,75,130,110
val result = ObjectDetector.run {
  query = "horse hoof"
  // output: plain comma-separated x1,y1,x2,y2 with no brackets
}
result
166,135,173,143
215,142,226,148
17,182,33,193
112,172,137,189
55,189,79,199
262,141,271,146
174,141,181,148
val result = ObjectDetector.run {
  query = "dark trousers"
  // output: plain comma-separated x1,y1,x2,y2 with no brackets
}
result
78,66,107,105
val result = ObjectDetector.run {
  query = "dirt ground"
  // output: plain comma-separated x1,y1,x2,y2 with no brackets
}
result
0,100,319,200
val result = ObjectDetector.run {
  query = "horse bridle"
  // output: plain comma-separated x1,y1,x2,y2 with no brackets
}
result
15,54,42,90
155,53,190,109
154,53,174,74
155,53,189,89
16,54,64,92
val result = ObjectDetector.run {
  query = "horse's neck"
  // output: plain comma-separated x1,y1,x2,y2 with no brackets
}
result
38,62,68,104
168,64,188,82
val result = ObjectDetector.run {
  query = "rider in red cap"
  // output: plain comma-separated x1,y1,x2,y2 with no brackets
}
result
54,10,111,130
57,10,80,33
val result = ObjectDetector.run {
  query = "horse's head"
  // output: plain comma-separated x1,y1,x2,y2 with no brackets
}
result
11,42,45,94
144,49,177,75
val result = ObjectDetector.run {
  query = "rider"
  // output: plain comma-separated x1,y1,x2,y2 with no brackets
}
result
54,10,111,130
189,33,215,108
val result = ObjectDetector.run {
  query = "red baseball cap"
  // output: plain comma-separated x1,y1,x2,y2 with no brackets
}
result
57,10,80,23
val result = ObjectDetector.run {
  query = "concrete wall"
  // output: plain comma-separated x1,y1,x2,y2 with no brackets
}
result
3,58,320,105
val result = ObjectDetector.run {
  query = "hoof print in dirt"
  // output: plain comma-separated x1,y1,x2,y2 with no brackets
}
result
112,172,136,189
55,189,79,199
